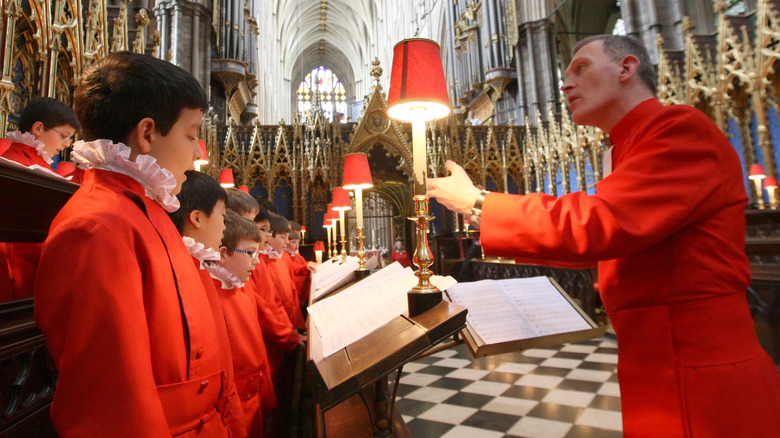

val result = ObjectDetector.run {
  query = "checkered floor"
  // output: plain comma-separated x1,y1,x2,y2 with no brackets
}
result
393,337,622,438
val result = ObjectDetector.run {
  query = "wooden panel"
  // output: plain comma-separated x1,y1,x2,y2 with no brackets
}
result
0,161,77,243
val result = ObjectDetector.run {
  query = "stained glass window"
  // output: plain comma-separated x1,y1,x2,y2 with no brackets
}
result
297,66,348,122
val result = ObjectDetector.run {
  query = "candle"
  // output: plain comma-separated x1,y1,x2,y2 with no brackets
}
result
355,188,364,229
412,118,426,195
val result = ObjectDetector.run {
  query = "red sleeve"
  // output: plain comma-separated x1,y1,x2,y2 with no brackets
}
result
481,107,728,264
249,265,299,350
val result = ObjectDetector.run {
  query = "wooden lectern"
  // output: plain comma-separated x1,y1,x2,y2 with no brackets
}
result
307,289,467,437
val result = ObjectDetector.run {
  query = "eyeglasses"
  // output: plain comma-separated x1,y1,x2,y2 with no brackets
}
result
257,226,272,234
46,126,75,142
233,248,259,261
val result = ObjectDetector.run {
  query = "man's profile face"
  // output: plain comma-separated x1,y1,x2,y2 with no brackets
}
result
561,40,623,129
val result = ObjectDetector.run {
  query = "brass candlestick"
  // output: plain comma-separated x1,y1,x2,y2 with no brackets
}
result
407,194,442,317
356,226,367,270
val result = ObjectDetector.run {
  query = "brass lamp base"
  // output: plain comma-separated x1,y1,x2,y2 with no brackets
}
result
356,226,367,271
407,195,442,317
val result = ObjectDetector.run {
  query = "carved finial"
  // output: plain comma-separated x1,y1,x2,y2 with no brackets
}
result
714,0,726,14
131,9,150,54
150,30,162,58
371,57,382,85
656,33,664,48
681,16,693,33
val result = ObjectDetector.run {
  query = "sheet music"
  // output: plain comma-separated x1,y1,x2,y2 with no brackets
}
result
310,256,360,301
308,262,458,357
446,276,591,345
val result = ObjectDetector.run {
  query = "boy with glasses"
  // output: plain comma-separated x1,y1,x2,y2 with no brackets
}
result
209,210,275,437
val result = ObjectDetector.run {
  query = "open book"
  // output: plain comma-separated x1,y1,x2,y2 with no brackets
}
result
307,262,457,358
309,256,360,303
446,276,605,357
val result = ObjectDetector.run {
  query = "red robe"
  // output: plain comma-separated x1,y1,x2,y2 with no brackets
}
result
390,250,412,268
286,250,311,304
261,253,306,330
211,277,275,437
192,258,247,438
35,169,231,437
2,141,53,300
480,99,780,437
248,261,300,381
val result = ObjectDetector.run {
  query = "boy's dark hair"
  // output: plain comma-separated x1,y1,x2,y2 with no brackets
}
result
254,207,273,224
288,231,301,240
222,210,260,252
73,51,208,143
572,35,657,95
269,213,290,236
19,97,80,133
259,199,277,214
168,170,228,233
288,221,302,232
226,187,260,217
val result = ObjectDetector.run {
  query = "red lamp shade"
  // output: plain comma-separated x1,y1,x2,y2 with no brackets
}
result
238,185,249,193
386,38,451,122
300,225,306,232
323,203,337,226
765,177,779,189
313,241,325,252
56,161,75,177
194,140,208,167
219,169,235,188
749,164,766,180
342,153,373,190
331,187,352,211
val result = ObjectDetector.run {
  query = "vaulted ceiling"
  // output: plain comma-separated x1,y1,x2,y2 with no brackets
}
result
275,0,379,101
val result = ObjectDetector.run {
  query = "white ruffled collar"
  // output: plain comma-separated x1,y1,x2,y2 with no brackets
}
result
262,247,281,259
284,248,298,256
183,236,221,268
71,139,180,212
205,261,245,289
6,131,53,165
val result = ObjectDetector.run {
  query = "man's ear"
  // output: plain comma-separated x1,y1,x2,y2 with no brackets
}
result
126,117,157,154
618,55,640,83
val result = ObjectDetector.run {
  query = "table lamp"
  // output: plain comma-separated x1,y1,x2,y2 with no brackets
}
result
313,241,325,263
749,164,766,209
342,153,374,271
332,187,352,263
219,169,235,188
300,225,307,242
764,176,778,210
386,38,451,316
194,140,208,171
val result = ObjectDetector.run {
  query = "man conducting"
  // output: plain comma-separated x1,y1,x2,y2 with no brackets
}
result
427,35,780,437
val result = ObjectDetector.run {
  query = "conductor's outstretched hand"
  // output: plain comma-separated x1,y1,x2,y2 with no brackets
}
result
427,160,481,216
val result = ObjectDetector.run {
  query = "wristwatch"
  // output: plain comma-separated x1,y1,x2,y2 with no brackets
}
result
471,190,489,217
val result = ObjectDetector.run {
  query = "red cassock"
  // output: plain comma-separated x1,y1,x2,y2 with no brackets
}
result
212,277,275,437
248,261,300,381
35,170,232,437
287,250,311,304
390,250,412,268
480,99,780,437
2,142,53,300
262,253,306,330
192,258,247,438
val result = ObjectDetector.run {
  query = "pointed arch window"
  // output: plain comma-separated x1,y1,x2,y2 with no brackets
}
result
297,66,347,123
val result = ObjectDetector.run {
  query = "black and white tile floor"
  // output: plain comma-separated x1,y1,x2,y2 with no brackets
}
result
394,337,622,438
